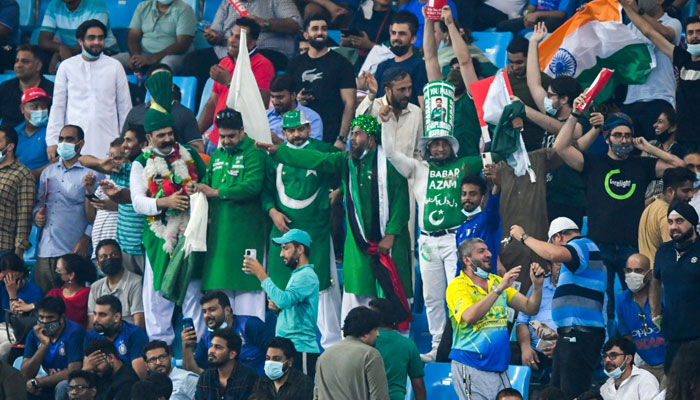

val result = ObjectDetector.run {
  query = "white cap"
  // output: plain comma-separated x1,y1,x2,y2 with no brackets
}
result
548,217,580,241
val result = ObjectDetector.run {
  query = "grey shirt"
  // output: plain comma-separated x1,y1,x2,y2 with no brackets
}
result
121,101,202,146
211,0,301,59
88,270,144,323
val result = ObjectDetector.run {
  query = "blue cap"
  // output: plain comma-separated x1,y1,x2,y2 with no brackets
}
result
272,229,312,247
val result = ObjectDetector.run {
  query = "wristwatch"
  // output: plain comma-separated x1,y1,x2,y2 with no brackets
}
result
492,284,503,295
520,233,529,244
30,379,38,389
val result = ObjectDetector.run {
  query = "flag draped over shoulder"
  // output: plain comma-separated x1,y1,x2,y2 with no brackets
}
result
469,70,513,146
538,0,655,103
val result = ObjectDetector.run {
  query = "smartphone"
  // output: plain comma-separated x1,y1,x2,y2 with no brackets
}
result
182,317,194,330
86,193,100,202
301,87,314,97
529,320,555,337
341,28,362,37
243,249,256,274
536,338,554,350
481,152,493,166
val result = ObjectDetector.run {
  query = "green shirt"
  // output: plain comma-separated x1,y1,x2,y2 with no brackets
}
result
375,329,424,400
453,94,482,158
129,0,196,54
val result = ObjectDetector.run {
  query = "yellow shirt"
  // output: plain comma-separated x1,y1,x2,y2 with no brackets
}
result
638,198,670,266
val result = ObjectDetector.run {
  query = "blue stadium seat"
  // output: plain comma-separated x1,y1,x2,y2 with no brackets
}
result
23,225,40,270
126,74,138,85
424,362,458,400
472,31,514,69
0,74,15,85
328,30,341,46
202,0,220,23
106,0,140,28
45,75,55,82
145,76,198,112
197,78,215,118
508,365,532,400
18,0,34,28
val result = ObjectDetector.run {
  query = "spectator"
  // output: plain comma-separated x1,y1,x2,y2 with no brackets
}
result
644,108,679,200
37,0,119,74
398,0,459,48
616,254,666,383
683,146,700,215
600,337,659,399
121,65,204,153
509,218,606,399
447,238,544,399
0,125,34,261
638,167,696,264
287,14,356,144
553,99,684,321
181,291,275,377
341,0,395,57
267,74,324,143
46,253,95,328
497,0,571,34
0,253,43,360
34,124,102,293
0,45,54,127
46,19,132,160
369,298,426,400
619,0,681,141
194,328,257,400
298,38,310,55
197,18,274,150
15,87,52,179
87,240,144,328
85,294,148,378
243,229,320,378
0,0,18,71
22,296,85,400
67,370,98,400
372,11,427,108
143,340,197,400
0,353,26,400
456,174,502,270
113,0,195,74
82,338,139,400
314,306,390,400
660,341,700,400
497,388,524,400
130,373,172,400
250,337,314,400
650,202,700,373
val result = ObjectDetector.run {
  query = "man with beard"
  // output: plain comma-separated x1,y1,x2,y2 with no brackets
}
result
373,11,427,109
84,295,148,378
261,111,342,349
194,328,257,400
456,175,502,270
46,19,131,160
143,340,198,400
256,115,412,341
81,338,139,400
130,69,206,344
0,44,53,127
650,202,700,373
189,109,267,321
446,238,543,399
87,240,144,328
599,337,659,400
287,14,356,144
243,229,320,378
267,73,323,143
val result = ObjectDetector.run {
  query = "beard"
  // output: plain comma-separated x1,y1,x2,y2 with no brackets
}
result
672,226,695,250
309,36,327,50
84,46,103,57
390,43,411,57
390,94,409,110
284,254,299,270
207,356,227,367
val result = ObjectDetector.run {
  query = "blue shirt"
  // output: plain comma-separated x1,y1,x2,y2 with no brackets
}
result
375,53,428,107
267,102,324,142
516,277,557,350
0,0,18,46
194,313,276,376
15,121,49,170
528,0,572,14
398,0,459,48
616,290,666,366
261,264,319,353
552,237,607,328
34,161,103,258
0,280,43,322
24,319,85,374
39,0,118,51
456,193,502,271
84,320,148,365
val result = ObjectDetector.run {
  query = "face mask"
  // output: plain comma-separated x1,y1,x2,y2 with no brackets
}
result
461,206,482,218
687,43,700,56
81,47,100,59
286,140,309,149
468,257,490,279
57,142,77,160
0,146,7,163
207,320,229,332
611,142,634,157
604,359,627,380
153,145,175,157
625,272,648,292
655,131,671,144
438,40,447,50
39,320,61,337
30,109,49,127
264,360,287,380
694,172,700,189
100,258,123,276
390,43,411,57
543,97,559,116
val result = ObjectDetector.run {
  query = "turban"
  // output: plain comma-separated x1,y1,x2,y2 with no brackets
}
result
668,201,699,227
144,70,175,133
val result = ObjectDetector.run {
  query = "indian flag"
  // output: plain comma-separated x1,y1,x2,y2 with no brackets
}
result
538,0,655,102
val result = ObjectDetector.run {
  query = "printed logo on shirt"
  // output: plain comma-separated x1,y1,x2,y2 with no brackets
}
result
604,169,636,200
301,68,323,83
119,342,127,356
59,342,66,356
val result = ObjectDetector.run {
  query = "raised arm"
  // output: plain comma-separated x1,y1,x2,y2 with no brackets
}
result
379,105,420,179
527,23,549,113
620,0,675,58
422,6,442,81
552,94,587,172
632,137,686,177
445,7,478,86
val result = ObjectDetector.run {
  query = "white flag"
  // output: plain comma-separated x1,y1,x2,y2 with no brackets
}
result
225,28,272,144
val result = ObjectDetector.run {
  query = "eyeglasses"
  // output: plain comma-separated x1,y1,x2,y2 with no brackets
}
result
68,385,91,392
602,352,625,360
610,132,633,140
145,354,170,365
54,269,68,275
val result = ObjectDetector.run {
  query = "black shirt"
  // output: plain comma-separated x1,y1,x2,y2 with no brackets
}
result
251,368,314,400
673,45,700,143
287,50,356,143
375,53,428,107
581,153,657,245
121,101,203,145
0,77,54,127
96,363,139,400
348,9,395,49
654,239,700,341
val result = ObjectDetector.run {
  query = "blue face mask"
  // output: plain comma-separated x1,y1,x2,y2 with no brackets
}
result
264,360,287,380
207,320,228,332
468,257,490,279
29,109,49,127
604,359,627,380
57,142,77,160
82,47,100,60
687,43,700,57
543,97,559,116
695,172,700,189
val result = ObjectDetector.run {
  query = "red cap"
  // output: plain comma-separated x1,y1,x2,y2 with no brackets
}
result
21,87,51,105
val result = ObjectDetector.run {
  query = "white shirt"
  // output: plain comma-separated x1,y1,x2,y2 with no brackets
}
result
625,13,682,106
600,365,660,400
47,53,132,158
169,366,199,400
130,161,159,216
356,94,423,160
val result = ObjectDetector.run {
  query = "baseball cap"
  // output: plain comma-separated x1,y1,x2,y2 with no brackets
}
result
548,217,580,242
282,110,311,129
272,229,312,247
21,87,51,105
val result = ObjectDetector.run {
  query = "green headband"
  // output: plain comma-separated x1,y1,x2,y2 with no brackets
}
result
350,115,381,143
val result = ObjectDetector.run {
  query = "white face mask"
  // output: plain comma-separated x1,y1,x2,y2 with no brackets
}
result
625,271,648,292
688,43,700,57
461,206,482,218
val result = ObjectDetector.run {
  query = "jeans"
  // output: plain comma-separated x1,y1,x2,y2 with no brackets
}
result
597,242,637,318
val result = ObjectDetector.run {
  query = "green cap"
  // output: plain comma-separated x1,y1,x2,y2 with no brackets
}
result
272,228,312,247
282,110,311,129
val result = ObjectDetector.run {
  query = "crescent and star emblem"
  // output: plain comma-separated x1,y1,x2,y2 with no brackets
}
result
428,209,445,226
276,164,320,209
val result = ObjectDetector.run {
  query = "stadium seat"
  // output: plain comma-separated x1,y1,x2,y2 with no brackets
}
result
423,362,458,400
106,0,140,29
18,0,33,28
508,365,532,400
328,30,341,46
23,225,40,270
472,31,514,69
197,78,215,118
45,75,55,82
202,0,219,23
145,76,198,112
0,74,15,85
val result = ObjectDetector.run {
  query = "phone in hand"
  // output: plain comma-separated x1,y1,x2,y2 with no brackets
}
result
301,87,314,97
182,317,194,330
481,152,493,166
86,193,100,202
341,28,362,37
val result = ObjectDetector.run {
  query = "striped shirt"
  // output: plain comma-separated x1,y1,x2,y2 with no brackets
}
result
90,186,118,259
113,163,144,256
40,0,118,52
552,237,607,329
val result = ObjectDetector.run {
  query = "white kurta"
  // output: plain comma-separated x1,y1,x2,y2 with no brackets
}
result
46,53,132,158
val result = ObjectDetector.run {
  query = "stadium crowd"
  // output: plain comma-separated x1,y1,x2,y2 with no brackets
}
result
1,0,700,399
